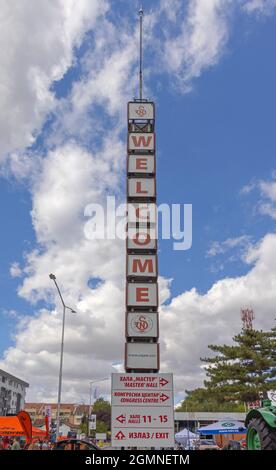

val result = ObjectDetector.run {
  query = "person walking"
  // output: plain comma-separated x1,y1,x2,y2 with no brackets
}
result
11,438,21,450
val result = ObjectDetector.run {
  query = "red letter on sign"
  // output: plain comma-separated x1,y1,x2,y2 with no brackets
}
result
136,287,149,302
136,181,148,194
132,259,154,274
136,158,148,170
135,207,149,220
133,232,151,246
131,135,152,148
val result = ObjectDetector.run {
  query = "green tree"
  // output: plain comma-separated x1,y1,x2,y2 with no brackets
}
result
80,420,88,435
201,327,276,403
96,420,108,433
176,388,244,412
92,397,111,431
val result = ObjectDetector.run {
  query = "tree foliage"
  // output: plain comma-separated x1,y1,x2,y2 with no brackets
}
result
92,397,111,431
201,327,276,403
176,388,245,412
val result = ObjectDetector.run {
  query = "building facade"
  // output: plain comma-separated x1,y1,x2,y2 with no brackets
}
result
0,369,29,415
25,403,90,427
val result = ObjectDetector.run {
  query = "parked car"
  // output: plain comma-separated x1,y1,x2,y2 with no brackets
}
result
52,439,99,451
195,439,220,450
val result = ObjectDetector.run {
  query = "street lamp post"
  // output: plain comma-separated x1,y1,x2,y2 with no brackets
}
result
49,273,76,442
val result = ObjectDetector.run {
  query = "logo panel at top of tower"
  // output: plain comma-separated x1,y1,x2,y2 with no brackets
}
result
128,102,155,121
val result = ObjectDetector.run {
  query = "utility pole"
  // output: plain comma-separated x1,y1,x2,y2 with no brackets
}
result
49,274,76,442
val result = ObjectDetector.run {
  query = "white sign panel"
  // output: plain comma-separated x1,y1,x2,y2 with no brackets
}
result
125,342,159,370
127,203,157,225
128,154,155,174
126,312,158,338
111,373,174,448
127,255,157,278
127,282,158,307
268,391,276,405
128,102,154,120
96,433,107,440
128,178,155,198
128,133,155,151
112,373,173,390
44,405,52,419
112,428,175,447
127,227,157,251
88,414,96,431
112,407,174,428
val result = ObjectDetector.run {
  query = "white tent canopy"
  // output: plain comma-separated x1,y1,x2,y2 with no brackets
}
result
175,428,197,444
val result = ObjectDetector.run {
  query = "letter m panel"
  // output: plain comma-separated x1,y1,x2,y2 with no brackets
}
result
127,254,157,280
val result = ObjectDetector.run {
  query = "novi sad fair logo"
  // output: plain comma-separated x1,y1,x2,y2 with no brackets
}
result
133,314,153,333
135,105,147,117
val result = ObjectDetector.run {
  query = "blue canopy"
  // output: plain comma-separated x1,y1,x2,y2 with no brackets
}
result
197,419,246,435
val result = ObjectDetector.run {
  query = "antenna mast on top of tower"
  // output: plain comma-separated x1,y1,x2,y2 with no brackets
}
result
139,6,144,101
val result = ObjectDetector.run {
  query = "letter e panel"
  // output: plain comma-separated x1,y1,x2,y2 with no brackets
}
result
126,282,158,309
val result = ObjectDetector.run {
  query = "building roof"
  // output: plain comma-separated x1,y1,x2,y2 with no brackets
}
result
25,403,90,414
175,411,246,421
0,369,29,388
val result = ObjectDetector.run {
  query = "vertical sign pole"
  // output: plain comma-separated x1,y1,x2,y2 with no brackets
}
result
111,8,174,449
125,8,159,377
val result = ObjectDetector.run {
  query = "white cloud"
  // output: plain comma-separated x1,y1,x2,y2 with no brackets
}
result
159,0,183,22
207,235,252,257
242,175,276,220
163,0,233,89
160,233,276,393
2,234,276,401
259,180,276,202
10,262,22,278
243,0,276,15
0,0,107,161
161,0,276,90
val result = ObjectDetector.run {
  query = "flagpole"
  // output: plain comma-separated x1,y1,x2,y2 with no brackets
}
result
87,377,109,436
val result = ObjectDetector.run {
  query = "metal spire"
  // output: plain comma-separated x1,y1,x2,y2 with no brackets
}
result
139,6,144,101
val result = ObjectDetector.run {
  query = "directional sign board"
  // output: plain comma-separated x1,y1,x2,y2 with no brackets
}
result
111,373,174,448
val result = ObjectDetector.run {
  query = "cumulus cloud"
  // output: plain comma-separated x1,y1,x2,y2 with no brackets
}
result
161,0,276,91
2,234,276,401
242,174,276,220
207,235,252,257
160,233,276,395
0,0,107,161
9,262,22,279
163,0,233,90
243,0,276,15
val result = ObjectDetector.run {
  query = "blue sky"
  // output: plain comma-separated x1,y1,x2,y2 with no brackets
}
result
0,0,276,402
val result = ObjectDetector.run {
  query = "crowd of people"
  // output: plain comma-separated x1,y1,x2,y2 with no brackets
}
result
0,437,51,450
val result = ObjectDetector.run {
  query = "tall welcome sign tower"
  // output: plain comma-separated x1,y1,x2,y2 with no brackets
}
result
111,9,174,448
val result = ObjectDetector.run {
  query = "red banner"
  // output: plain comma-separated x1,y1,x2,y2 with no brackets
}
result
17,411,32,443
